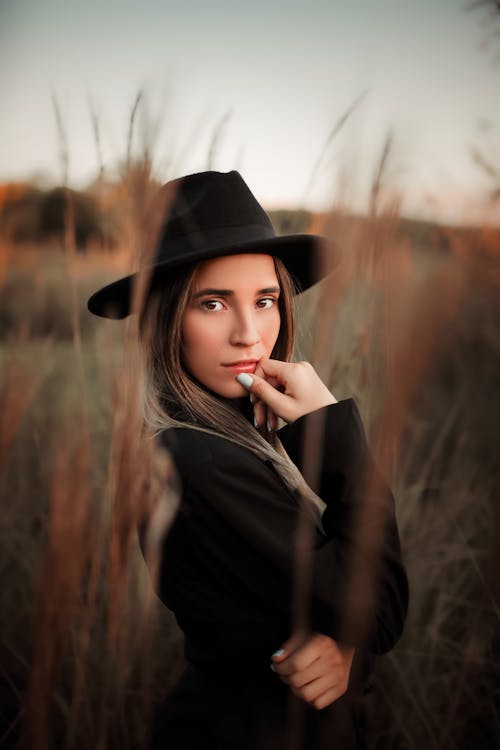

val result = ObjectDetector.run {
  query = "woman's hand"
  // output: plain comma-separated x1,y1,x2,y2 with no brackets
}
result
269,633,355,710
236,358,337,430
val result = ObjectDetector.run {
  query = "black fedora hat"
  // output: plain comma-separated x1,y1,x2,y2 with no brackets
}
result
87,169,332,319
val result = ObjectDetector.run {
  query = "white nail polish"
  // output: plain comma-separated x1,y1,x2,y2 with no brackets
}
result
272,649,286,657
236,373,253,389
254,416,258,428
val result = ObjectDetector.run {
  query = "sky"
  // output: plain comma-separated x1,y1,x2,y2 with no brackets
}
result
1,0,499,224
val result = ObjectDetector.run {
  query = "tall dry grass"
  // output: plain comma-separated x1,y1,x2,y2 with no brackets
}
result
1,113,499,749
1,120,184,746
315,208,500,749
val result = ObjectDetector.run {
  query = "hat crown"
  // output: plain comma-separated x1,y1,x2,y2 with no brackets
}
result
159,170,274,246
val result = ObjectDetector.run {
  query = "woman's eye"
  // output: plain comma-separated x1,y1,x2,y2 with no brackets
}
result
201,299,224,312
257,297,276,309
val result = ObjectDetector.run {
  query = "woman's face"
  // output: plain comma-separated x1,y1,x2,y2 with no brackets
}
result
182,253,281,399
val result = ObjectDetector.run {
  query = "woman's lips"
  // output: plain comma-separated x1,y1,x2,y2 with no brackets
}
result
223,362,258,374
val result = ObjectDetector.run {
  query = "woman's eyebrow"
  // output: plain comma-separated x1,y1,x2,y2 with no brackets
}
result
257,286,280,295
192,288,232,299
192,286,280,299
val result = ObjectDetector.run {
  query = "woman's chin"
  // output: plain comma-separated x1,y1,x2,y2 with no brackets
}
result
220,383,249,400
200,378,248,401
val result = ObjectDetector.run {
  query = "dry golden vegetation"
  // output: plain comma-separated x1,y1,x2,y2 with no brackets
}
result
0,153,499,750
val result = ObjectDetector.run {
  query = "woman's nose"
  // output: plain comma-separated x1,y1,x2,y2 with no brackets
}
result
229,311,261,346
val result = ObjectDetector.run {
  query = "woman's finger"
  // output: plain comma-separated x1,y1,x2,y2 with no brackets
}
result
281,658,325,689
294,680,347,710
236,359,336,424
252,361,276,429
253,360,280,387
255,357,292,383
253,398,267,429
266,405,278,432
294,672,337,701
252,402,278,432
311,686,345,710
236,372,299,423
272,633,328,678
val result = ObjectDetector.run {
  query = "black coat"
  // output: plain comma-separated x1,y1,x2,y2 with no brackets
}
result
141,398,409,749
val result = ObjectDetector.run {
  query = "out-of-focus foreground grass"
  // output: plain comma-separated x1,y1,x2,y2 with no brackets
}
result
0,190,499,749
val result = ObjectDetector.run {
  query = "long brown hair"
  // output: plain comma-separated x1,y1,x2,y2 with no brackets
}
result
138,255,327,528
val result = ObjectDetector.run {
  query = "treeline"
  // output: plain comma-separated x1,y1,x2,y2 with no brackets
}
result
1,181,499,261
0,182,121,248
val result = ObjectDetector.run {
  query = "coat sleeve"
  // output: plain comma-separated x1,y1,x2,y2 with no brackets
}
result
277,398,409,653
182,399,408,655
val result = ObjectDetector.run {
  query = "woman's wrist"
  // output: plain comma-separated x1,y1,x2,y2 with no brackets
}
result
290,392,337,423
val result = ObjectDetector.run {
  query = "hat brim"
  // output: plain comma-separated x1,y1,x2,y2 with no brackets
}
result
87,233,335,319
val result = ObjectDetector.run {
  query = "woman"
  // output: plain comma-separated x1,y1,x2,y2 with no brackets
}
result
87,170,409,749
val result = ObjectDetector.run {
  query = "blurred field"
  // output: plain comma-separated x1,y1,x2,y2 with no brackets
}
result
1,188,499,749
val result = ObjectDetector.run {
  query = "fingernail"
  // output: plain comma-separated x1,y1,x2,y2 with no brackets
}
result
270,664,276,672
254,416,258,428
267,420,272,432
236,373,253,389
272,649,286,657
249,393,254,404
